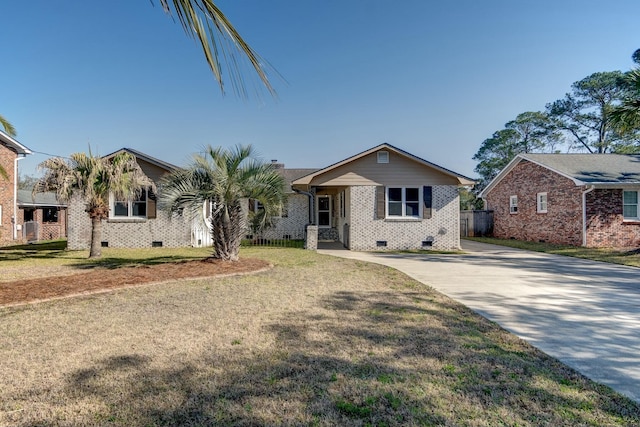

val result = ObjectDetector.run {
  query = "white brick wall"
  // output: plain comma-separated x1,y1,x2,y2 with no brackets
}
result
67,195,191,249
348,185,460,251
262,194,309,240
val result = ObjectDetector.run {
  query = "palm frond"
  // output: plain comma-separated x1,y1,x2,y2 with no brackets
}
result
155,0,277,97
0,114,16,137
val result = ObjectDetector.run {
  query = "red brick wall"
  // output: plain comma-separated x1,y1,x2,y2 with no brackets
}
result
585,189,640,247
0,144,17,246
485,160,583,246
18,207,68,242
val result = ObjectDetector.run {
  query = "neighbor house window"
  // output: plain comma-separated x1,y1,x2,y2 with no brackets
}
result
509,195,518,214
24,208,35,222
537,192,548,213
387,187,421,218
43,208,59,223
623,190,639,220
112,189,148,218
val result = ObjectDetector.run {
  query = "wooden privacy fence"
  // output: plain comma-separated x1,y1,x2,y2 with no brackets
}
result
460,210,494,237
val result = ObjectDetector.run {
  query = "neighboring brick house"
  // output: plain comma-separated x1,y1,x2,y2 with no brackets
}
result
0,131,32,246
17,190,67,242
292,143,474,251
67,148,191,250
480,153,640,248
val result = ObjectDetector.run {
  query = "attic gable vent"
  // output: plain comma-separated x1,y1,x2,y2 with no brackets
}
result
377,151,389,164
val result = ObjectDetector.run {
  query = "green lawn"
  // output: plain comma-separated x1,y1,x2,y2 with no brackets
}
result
1,245,639,426
466,237,640,268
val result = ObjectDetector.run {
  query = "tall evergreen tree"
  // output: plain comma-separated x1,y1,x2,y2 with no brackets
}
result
473,112,559,190
547,71,638,153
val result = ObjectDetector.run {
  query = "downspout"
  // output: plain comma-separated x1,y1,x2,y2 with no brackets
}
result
582,185,595,247
293,187,314,224
13,154,26,240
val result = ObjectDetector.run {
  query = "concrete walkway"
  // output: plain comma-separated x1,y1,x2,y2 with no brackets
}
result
318,240,640,403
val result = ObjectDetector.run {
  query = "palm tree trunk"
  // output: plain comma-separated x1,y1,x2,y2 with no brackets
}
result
210,203,242,261
89,216,103,258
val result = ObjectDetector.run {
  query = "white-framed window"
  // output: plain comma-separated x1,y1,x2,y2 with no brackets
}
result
623,190,639,220
111,189,148,218
387,187,421,218
377,151,389,164
537,192,548,213
509,195,518,214
317,195,331,227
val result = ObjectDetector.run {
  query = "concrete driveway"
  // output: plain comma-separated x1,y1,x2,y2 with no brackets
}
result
318,240,640,403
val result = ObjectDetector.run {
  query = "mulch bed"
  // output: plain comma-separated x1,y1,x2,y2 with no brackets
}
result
0,258,270,307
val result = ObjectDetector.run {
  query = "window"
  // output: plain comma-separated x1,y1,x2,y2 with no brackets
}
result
537,192,548,213
387,187,421,218
43,208,59,223
623,190,639,220
509,195,518,214
253,200,265,212
377,151,389,163
24,208,35,222
112,189,148,218
317,195,331,227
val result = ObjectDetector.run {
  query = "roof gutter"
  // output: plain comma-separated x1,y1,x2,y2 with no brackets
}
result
293,187,314,224
582,185,596,247
13,154,27,240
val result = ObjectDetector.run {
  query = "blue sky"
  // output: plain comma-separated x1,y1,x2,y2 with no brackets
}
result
3,0,639,179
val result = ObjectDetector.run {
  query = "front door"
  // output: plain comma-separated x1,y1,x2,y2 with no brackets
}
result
317,195,331,228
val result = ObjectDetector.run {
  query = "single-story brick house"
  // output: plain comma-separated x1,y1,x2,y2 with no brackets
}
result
17,190,68,242
67,144,474,251
0,130,32,246
292,143,474,251
480,153,640,248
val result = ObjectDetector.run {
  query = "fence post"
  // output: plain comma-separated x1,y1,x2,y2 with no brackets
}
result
305,225,318,250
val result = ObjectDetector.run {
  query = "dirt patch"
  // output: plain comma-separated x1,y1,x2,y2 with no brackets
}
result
0,258,270,307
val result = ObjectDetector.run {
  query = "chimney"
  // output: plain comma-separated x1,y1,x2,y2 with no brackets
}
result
270,159,284,169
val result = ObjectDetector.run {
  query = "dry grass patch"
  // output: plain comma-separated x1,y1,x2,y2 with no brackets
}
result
1,248,639,426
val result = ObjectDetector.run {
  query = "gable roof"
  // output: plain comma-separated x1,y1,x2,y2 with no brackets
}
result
103,147,178,172
480,153,640,197
292,143,475,186
17,190,66,207
0,130,32,156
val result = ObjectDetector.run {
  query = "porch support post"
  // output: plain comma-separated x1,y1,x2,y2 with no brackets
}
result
305,225,318,250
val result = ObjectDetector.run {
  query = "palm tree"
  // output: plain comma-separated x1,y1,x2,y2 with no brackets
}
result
610,68,640,133
34,151,153,258
0,116,17,180
156,0,276,96
160,145,286,261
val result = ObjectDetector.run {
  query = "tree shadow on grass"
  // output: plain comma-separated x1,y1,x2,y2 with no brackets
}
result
9,287,637,426
70,255,207,270
0,240,68,261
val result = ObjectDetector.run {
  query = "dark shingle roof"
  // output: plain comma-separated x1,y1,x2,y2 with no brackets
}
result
522,153,640,184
